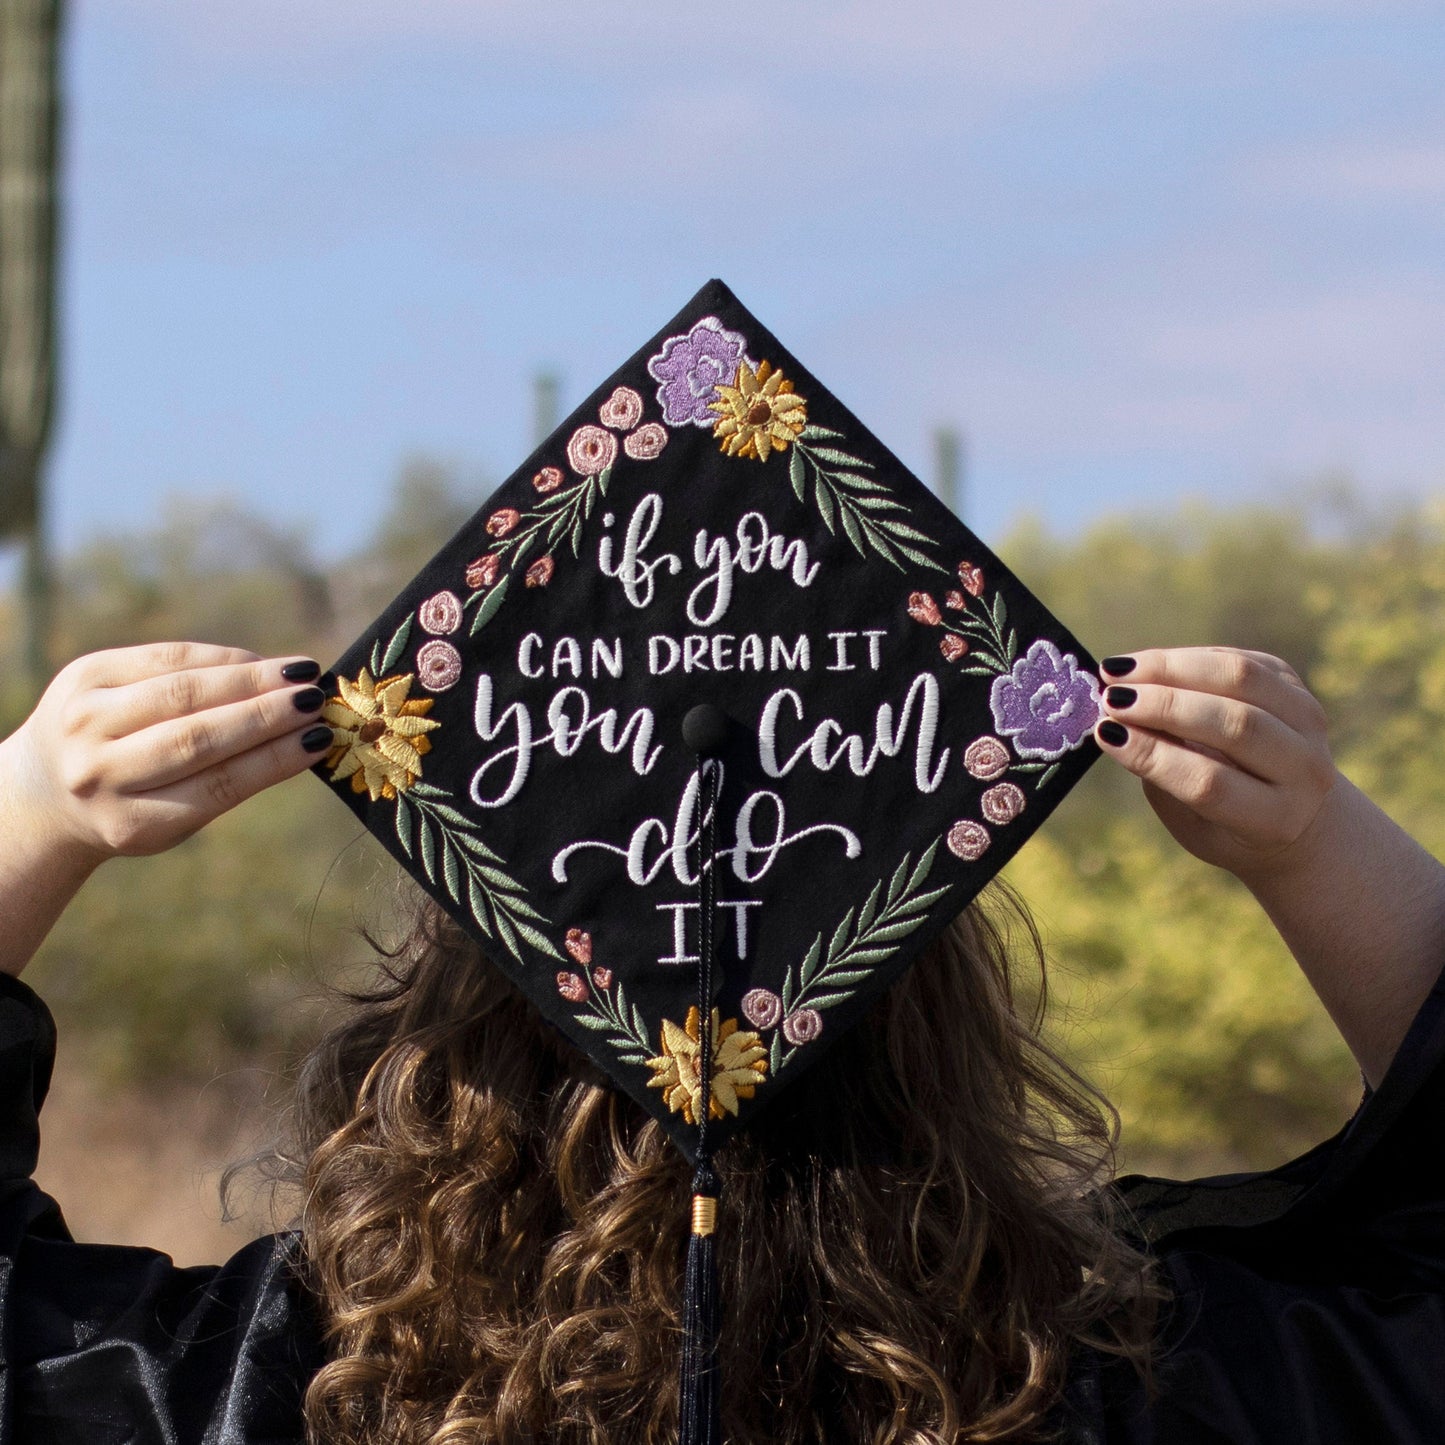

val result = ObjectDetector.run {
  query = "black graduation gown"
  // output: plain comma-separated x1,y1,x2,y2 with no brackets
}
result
1,964,1442,1444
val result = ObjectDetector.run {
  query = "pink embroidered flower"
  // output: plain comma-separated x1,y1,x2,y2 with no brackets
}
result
533,466,564,494
418,589,463,635
957,561,985,598
940,634,968,663
946,820,991,862
486,509,520,538
741,987,783,1030
525,555,555,588
907,592,942,626
981,782,1026,825
944,590,967,611
465,553,501,590
782,1008,823,1046
599,386,644,431
623,423,669,461
567,424,619,477
963,735,1011,781
565,928,592,965
415,639,463,692
556,971,588,1004
592,966,613,990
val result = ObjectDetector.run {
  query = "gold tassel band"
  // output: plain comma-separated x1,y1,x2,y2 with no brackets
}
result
691,1193,717,1237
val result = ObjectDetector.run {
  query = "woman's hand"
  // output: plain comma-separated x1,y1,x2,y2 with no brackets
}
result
1091,646,1338,884
0,642,334,976
1093,646,1445,1086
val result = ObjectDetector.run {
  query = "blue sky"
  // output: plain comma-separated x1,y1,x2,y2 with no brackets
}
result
35,0,1445,562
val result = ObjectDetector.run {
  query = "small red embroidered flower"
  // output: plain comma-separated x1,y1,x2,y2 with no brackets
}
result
556,971,588,1004
741,987,783,1030
944,590,967,610
907,591,942,626
465,553,501,590
940,634,968,662
565,928,592,965
486,509,521,538
782,1007,823,1046
981,782,1026,825
957,561,985,597
525,555,555,588
963,735,1011,781
532,466,564,494
592,966,613,990
599,386,644,431
946,820,991,861
418,589,463,635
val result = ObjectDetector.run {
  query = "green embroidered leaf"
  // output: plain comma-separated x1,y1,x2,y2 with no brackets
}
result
616,1050,650,1067
828,946,893,968
855,880,882,934
991,591,1007,632
789,445,805,503
798,937,822,989
492,906,521,962
800,424,844,441
569,515,585,555
816,967,873,987
418,814,437,882
498,892,546,922
575,1014,612,1032
1006,627,1019,661
826,907,856,965
598,467,612,497
781,971,795,1013
828,470,884,493
839,504,867,557
848,492,909,513
857,516,901,566
809,990,855,1010
421,799,477,829
469,574,511,635
466,877,496,938
1038,761,1061,789
442,839,463,902
896,541,944,571
512,533,537,571
814,477,837,532
807,446,871,468
883,520,934,545
769,1032,783,1076
957,665,999,678
908,839,939,893
861,917,932,947
394,797,414,858
368,640,382,675
583,482,598,521
886,853,910,907
510,917,562,959
380,614,413,672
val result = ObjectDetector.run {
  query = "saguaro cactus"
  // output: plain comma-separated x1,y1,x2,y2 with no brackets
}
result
0,0,62,685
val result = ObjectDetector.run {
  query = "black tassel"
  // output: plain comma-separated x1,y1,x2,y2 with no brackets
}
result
679,1160,722,1445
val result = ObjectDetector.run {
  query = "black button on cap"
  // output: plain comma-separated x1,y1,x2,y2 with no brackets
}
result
682,703,729,756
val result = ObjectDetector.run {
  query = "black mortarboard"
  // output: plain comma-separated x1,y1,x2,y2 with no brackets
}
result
314,280,1103,1441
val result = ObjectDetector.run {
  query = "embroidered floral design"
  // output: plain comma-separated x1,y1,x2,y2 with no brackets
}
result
945,590,967,610
940,634,968,662
768,844,948,1076
465,553,501,590
416,639,463,692
980,782,1026,825
487,509,520,538
781,1008,823,1046
647,316,752,426
710,359,808,461
623,422,668,460
533,466,564,494
565,928,592,965
592,966,613,990
392,779,559,964
566,425,618,477
646,1007,768,1125
418,590,463,635
946,820,991,861
322,669,440,802
741,987,783,1030
963,735,1011,781
989,640,1101,761
557,971,588,1003
907,591,943,626
599,386,644,431
525,555,555,588
957,561,985,598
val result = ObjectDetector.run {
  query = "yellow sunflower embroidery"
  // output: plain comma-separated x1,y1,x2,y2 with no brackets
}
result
322,668,442,801
645,1006,768,1125
709,359,807,461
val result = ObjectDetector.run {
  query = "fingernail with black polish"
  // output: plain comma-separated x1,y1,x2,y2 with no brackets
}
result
293,686,326,713
1105,686,1137,709
301,725,334,753
281,659,321,683
1100,655,1136,677
1098,720,1129,748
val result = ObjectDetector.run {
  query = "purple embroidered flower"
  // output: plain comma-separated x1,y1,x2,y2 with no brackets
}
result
417,589,462,635
946,820,991,861
416,639,463,692
647,316,752,427
989,640,1101,761
782,1007,823,1046
741,987,783,1030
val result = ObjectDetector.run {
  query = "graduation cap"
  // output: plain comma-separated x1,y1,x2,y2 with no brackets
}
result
314,280,1103,1442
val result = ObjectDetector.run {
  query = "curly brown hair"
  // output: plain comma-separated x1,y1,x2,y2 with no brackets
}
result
277,881,1157,1444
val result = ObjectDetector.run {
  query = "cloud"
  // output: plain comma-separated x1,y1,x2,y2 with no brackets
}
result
1250,141,1445,204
